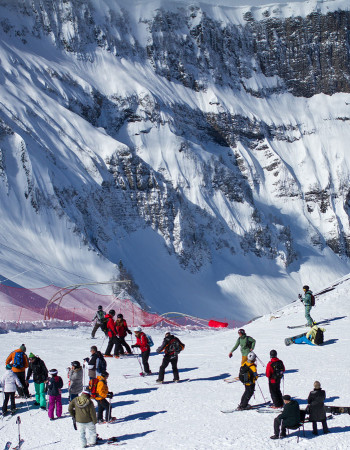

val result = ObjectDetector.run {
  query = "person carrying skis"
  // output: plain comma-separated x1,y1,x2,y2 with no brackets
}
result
89,371,114,423
46,368,63,420
298,285,315,327
237,351,259,410
67,361,83,401
156,332,185,383
307,381,329,435
1,364,23,416
91,305,107,338
68,389,97,448
116,313,133,355
84,346,107,380
266,350,285,408
131,326,152,375
26,353,48,409
270,395,301,439
229,329,256,365
104,310,122,358
5,344,30,398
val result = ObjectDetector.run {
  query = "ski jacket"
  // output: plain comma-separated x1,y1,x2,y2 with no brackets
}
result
105,314,117,338
92,310,106,323
116,319,131,338
68,367,83,395
302,290,313,306
87,351,106,378
240,361,258,386
46,375,63,397
134,332,149,353
68,393,97,424
230,335,256,356
266,358,285,384
26,357,48,384
1,371,22,393
94,375,109,401
305,325,326,344
279,399,301,427
5,349,29,373
156,335,185,357
307,388,326,422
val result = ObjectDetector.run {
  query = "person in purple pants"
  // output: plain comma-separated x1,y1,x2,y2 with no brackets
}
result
46,369,63,421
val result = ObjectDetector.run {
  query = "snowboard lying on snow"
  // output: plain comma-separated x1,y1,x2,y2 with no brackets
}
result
325,406,350,414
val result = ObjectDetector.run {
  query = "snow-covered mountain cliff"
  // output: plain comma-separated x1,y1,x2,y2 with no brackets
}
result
0,0,349,321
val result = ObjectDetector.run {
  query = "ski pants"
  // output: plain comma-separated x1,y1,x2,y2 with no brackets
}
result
158,355,179,381
312,419,329,434
69,393,79,402
15,371,30,398
294,335,315,345
48,395,62,419
269,381,283,407
240,383,255,408
34,382,46,408
141,349,151,374
305,305,314,326
274,415,287,436
97,398,111,421
105,336,122,356
241,355,248,365
2,392,15,413
118,337,132,354
76,421,97,448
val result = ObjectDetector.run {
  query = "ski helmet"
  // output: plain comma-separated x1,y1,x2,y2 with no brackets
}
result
270,350,277,358
238,328,246,335
71,361,81,368
134,326,142,333
98,305,103,310
303,285,309,291
109,309,116,316
117,313,123,319
247,352,256,362
49,369,58,375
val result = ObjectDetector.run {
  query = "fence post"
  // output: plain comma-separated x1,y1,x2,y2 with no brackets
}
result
16,307,23,329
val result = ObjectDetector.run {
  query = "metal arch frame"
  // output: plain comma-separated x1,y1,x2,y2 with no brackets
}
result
44,280,130,320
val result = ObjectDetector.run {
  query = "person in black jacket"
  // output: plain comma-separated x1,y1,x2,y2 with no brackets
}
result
84,346,107,380
307,381,329,435
271,395,301,439
26,353,48,409
156,332,185,383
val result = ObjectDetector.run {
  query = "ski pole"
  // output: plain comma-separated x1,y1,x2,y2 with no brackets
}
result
136,348,144,375
16,416,21,447
83,363,86,386
256,379,266,403
282,376,285,395
255,355,266,368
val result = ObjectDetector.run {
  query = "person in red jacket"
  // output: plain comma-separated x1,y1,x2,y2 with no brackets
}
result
131,327,151,375
266,350,285,408
115,314,132,355
103,310,122,358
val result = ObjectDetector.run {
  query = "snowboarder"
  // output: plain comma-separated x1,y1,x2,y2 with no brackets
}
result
237,351,259,410
131,326,152,375
270,395,301,439
115,313,133,355
298,285,315,327
46,369,63,420
68,389,97,448
306,325,326,345
5,344,30,398
1,364,23,416
156,332,185,383
307,381,329,435
266,350,285,408
84,346,107,380
91,305,107,338
104,310,122,358
26,353,48,409
89,371,114,423
229,329,256,365
67,361,83,401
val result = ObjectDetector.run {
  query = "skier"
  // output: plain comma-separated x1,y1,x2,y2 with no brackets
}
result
298,285,315,327
104,310,122,358
270,395,301,439
5,344,30,398
131,326,151,375
1,364,23,416
46,369,63,421
266,350,285,408
307,381,329,435
26,352,48,409
84,346,107,380
67,361,83,401
68,389,97,448
229,329,256,365
91,305,107,338
156,332,185,383
237,351,259,410
89,371,114,423
115,313,133,355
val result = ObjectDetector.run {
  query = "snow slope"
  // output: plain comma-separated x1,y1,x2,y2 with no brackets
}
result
0,275,349,449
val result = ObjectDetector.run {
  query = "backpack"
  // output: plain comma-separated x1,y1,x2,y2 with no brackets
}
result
239,364,254,384
310,294,315,307
97,310,105,322
270,360,284,380
168,337,184,354
13,351,25,369
314,328,324,345
96,355,107,373
88,378,99,398
146,334,154,348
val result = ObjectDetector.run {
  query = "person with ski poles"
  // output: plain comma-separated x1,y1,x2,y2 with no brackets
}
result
67,361,83,402
68,389,97,448
5,344,30,398
104,309,123,358
298,285,315,327
229,329,256,365
91,305,107,339
26,352,48,409
237,352,259,410
156,332,185,383
84,346,107,381
1,364,23,416
115,313,133,355
266,350,285,408
131,326,152,375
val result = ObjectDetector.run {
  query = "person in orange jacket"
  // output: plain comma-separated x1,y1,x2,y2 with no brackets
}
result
5,344,30,398
92,371,114,423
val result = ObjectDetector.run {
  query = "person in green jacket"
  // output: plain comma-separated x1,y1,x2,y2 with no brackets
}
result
68,390,97,448
271,395,301,439
228,329,256,365
298,285,315,327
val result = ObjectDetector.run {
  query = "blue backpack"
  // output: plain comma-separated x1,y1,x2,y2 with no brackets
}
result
146,334,154,347
13,351,25,369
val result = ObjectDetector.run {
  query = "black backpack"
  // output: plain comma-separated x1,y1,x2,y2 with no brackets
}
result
239,364,254,384
314,328,324,345
168,337,185,354
270,360,284,380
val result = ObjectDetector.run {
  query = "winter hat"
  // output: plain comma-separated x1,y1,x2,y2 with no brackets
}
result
314,381,321,389
20,344,26,352
6,364,12,370
71,361,81,368
282,395,291,401
28,353,36,359
49,369,58,375
134,326,142,332
270,350,277,358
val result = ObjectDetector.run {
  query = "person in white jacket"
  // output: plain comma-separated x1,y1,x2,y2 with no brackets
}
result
1,364,23,415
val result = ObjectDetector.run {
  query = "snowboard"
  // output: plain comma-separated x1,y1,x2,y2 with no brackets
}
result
285,333,306,346
325,406,350,415
221,401,271,413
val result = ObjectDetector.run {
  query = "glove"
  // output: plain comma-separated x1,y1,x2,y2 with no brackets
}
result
131,344,136,348
127,330,132,335
83,357,89,362
298,293,302,299
228,352,233,358
107,392,114,399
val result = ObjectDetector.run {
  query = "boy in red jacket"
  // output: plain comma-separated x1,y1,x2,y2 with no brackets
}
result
131,327,151,375
103,310,122,358
266,350,285,408
116,314,133,355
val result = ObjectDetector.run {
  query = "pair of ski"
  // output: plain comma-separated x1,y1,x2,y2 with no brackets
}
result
221,401,271,413
145,378,190,386
4,439,24,450
123,372,154,379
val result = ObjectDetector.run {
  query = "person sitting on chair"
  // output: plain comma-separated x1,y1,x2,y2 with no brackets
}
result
271,395,301,439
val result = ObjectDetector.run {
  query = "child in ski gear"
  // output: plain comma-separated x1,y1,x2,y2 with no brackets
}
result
1,364,22,415
116,313,133,354
299,285,315,327
132,326,151,375
5,344,30,398
266,350,285,408
229,329,256,365
90,371,113,423
26,353,48,409
46,369,63,420
68,389,97,448
270,395,301,439
91,305,107,338
307,381,329,435
237,352,258,410
156,332,185,383
85,346,107,380
68,361,83,401
104,310,122,357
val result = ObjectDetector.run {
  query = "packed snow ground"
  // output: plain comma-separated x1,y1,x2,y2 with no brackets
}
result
1,278,350,449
